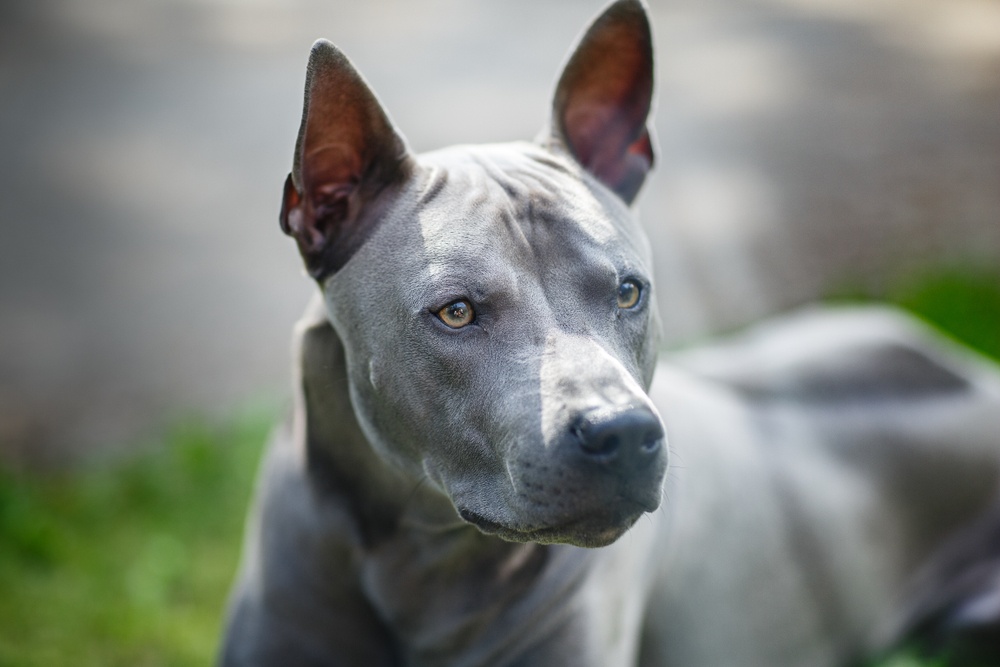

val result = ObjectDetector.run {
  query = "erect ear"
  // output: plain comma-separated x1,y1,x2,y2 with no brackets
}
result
545,0,655,205
280,40,413,280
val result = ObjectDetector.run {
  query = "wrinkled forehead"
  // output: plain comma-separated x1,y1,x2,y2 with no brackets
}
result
322,142,653,319
411,142,640,255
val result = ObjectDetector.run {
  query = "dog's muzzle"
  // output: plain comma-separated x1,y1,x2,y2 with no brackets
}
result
567,405,667,512
457,405,668,546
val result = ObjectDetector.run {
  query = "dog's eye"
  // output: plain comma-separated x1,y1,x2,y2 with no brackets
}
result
617,280,642,309
437,300,475,328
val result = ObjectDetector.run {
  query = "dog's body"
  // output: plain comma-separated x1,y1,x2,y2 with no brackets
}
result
221,2,1000,665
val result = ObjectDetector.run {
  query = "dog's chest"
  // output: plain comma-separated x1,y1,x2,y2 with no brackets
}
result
358,531,608,666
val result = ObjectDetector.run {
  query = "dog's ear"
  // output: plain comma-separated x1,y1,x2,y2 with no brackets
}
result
546,0,655,205
281,40,413,280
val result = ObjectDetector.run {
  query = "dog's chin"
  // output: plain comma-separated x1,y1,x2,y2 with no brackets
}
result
458,507,645,548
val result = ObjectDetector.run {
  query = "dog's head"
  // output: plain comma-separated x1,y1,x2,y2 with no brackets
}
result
281,0,667,548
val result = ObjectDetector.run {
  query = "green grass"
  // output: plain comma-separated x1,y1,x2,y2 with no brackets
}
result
0,266,996,666
0,408,273,666
874,656,948,667
830,264,1000,362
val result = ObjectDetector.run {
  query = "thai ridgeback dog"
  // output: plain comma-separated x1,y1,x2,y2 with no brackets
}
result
221,1,1000,664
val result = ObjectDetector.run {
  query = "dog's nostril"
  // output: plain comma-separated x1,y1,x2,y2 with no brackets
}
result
573,408,664,462
585,434,620,457
575,420,621,457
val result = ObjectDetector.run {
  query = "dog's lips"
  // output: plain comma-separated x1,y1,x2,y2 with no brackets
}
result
458,506,644,548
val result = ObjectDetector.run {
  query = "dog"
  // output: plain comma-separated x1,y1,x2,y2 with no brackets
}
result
220,1,1000,664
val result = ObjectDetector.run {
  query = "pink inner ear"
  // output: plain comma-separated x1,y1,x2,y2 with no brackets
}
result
617,128,654,202
302,144,364,200
564,105,638,173
283,39,413,279
563,102,652,200
555,11,654,202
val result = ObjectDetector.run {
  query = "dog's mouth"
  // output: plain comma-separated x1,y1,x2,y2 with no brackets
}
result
458,506,645,548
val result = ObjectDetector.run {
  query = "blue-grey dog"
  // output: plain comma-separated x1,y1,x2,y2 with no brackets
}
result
221,1,1000,664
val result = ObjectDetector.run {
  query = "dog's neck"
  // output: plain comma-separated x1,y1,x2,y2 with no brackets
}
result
292,295,414,545
292,295,511,546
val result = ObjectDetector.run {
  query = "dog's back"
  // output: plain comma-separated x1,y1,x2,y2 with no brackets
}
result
638,306,1000,665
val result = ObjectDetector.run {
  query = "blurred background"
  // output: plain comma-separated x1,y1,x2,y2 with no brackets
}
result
1,0,999,464
0,0,998,663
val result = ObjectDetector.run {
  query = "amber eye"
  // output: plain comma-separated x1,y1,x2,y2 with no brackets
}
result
617,280,642,309
437,300,475,328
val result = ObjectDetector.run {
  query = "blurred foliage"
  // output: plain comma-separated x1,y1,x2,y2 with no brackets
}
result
874,656,947,667
831,264,1000,361
0,266,997,665
0,408,273,666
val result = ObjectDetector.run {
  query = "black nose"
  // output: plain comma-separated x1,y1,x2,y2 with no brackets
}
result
571,406,664,463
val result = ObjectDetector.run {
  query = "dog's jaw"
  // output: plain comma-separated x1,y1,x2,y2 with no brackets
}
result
458,506,647,549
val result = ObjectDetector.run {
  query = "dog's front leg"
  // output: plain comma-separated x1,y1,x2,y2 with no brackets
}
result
220,432,400,667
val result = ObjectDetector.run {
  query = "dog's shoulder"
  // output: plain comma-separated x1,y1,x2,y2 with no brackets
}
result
667,305,993,405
